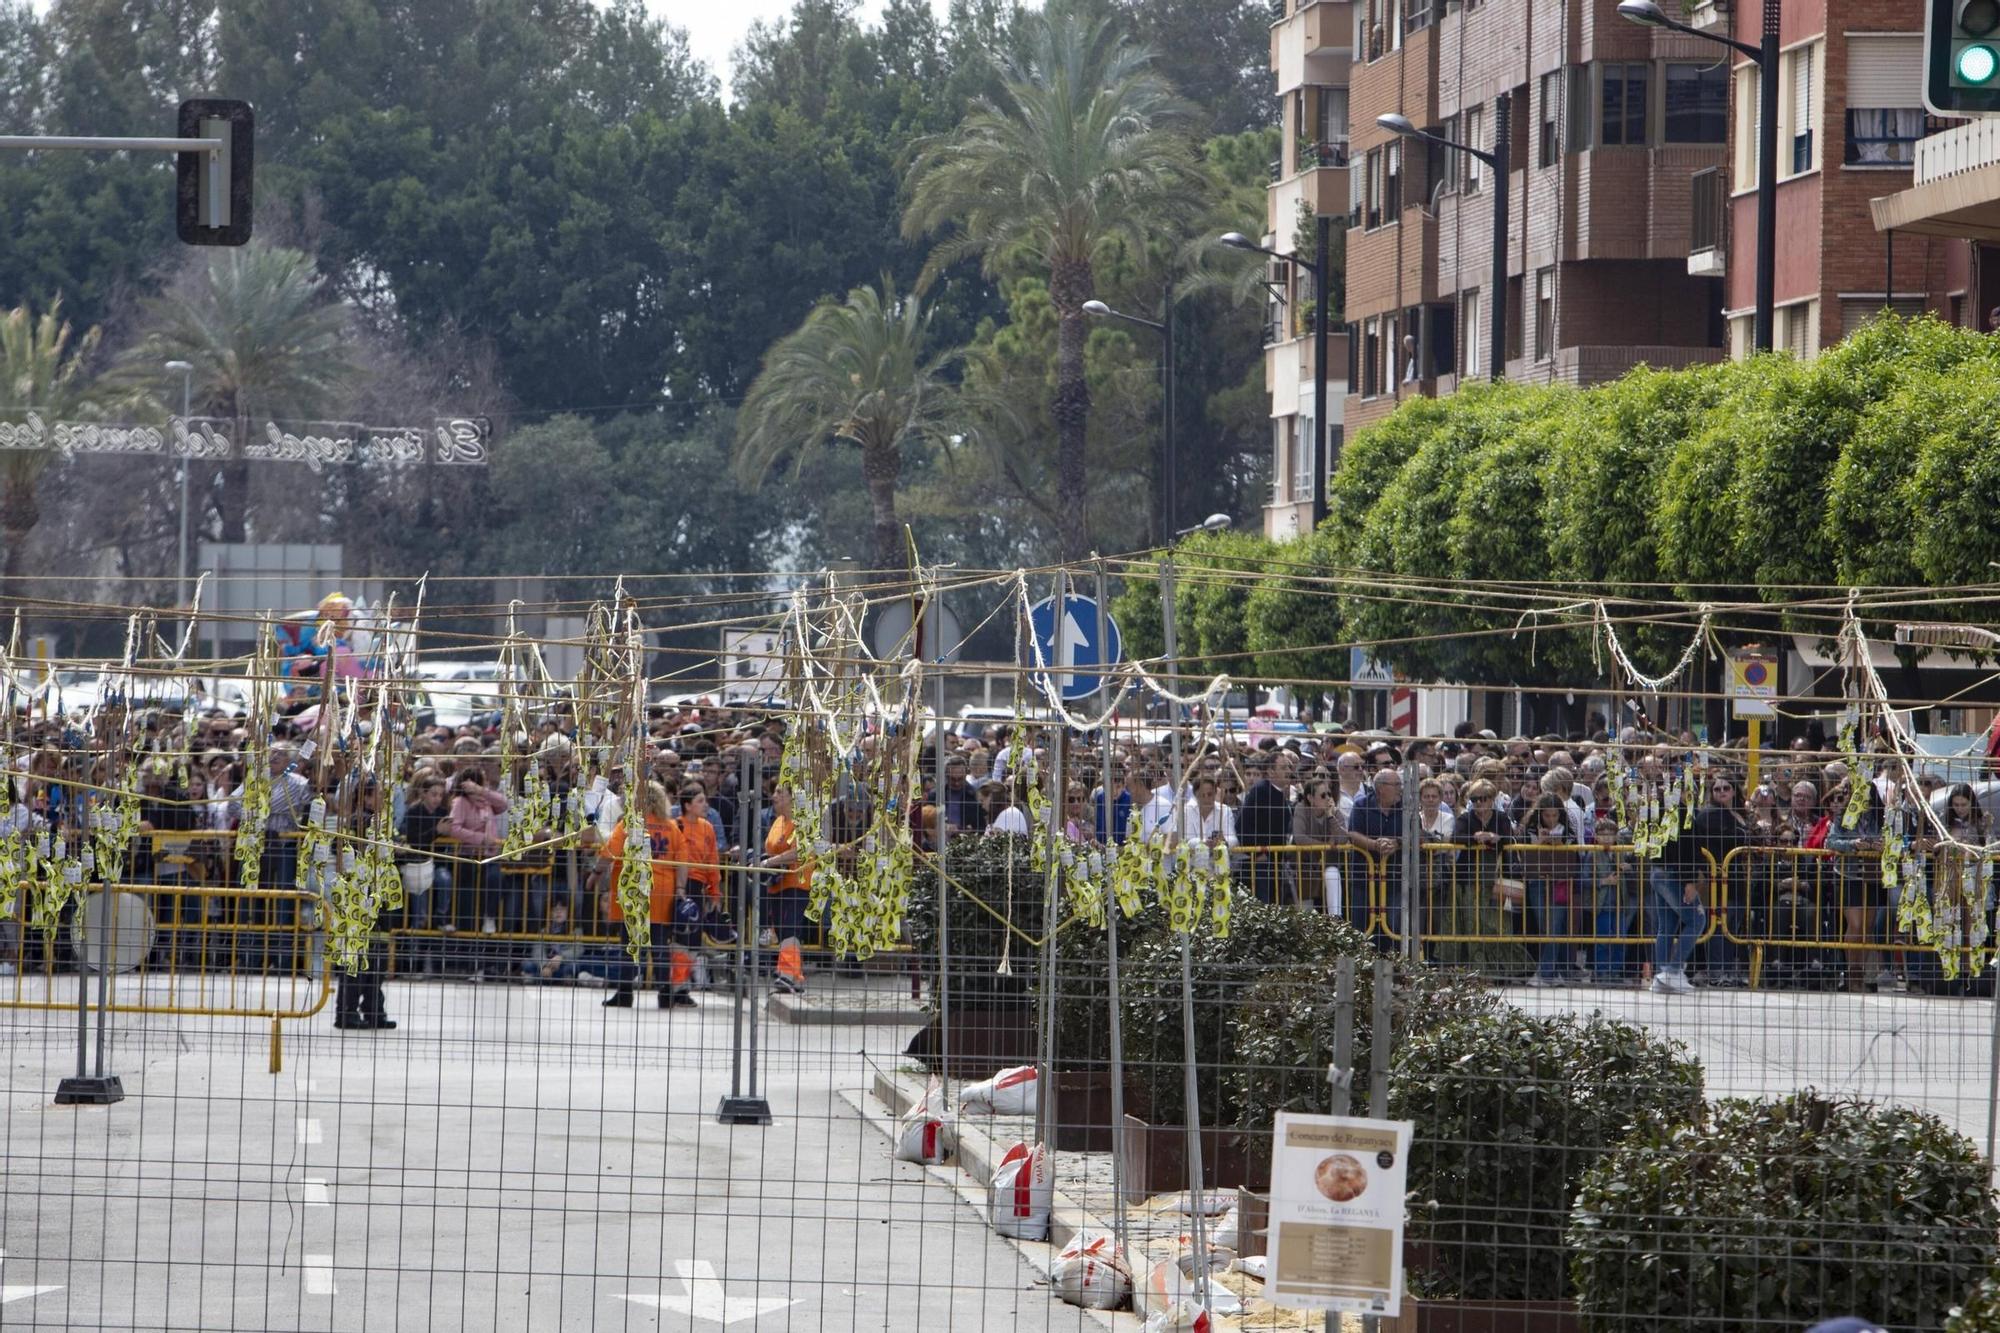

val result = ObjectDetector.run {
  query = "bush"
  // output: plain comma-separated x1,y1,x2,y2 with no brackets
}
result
1570,1091,1999,1332
1950,1269,2000,1331
1390,1011,1705,1303
905,833,1050,1008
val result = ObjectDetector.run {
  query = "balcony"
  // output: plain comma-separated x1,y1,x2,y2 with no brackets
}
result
1267,147,1350,232
1688,166,1724,278
1272,0,1354,93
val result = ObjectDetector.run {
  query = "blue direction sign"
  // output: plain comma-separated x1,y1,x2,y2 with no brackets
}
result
1027,594,1123,700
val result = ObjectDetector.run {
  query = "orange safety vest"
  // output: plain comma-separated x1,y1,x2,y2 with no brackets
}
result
600,814,685,923
676,813,721,901
765,813,812,894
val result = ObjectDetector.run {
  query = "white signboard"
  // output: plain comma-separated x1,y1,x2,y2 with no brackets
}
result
1264,1112,1412,1317
0,413,489,466
720,629,783,697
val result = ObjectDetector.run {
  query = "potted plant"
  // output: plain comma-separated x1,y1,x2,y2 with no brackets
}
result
1571,1091,2000,1332
1389,1012,1705,1332
903,833,1047,1080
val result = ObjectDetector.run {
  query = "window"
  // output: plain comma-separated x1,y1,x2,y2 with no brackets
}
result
1429,302,1456,379
1318,86,1349,159
1603,62,1650,146
1734,65,1761,184
1365,148,1382,228
1779,300,1814,357
1349,152,1365,226
1787,45,1816,175
1437,115,1460,195
1845,36,1924,165
1405,0,1433,35
1383,313,1401,394
1463,106,1486,192
1534,267,1555,361
1461,288,1482,376
1664,62,1728,143
1290,417,1314,502
1539,72,1560,167
1506,274,1524,363
1565,66,1593,152
1384,141,1402,218
1363,317,1382,397
1838,296,1926,334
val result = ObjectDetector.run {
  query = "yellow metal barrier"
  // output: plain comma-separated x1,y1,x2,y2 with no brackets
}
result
1719,844,1968,989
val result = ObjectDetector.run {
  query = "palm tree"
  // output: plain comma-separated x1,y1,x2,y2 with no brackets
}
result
902,5,1206,562
0,299,104,580
116,243,354,543
734,280,955,577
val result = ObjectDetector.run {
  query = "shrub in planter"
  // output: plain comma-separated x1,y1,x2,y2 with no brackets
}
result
905,833,1050,1008
1570,1091,1999,1333
1390,1012,1704,1305
1949,1269,2000,1331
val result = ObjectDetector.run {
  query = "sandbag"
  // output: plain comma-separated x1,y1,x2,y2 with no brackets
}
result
1050,1232,1131,1310
1138,1259,1241,1320
988,1140,1053,1241
958,1064,1038,1116
1210,1206,1240,1254
1142,1301,1213,1333
894,1080,952,1165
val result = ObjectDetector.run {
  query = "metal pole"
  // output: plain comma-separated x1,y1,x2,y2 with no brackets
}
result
0,134,224,153
1158,552,1211,1304
93,882,114,1077
729,750,749,1099
934,667,951,1094
1095,557,1128,1250
175,368,191,644
1755,0,1779,352
1489,91,1511,383
1162,292,1177,544
1400,756,1420,961
1986,972,2000,1164
1037,571,1068,1153
744,754,763,1099
1312,214,1331,526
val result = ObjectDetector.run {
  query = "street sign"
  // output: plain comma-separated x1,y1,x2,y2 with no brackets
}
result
1727,651,1778,718
1026,594,1122,701
870,597,964,663
176,99,254,247
720,629,782,697
1264,1111,1412,1316
1350,647,1395,687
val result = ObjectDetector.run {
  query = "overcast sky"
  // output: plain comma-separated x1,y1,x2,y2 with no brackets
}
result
657,1,947,96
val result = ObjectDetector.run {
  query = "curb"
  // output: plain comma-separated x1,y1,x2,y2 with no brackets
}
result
767,994,931,1026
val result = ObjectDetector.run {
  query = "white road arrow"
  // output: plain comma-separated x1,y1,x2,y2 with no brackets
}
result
616,1260,797,1325
0,1250,61,1305
1058,609,1089,694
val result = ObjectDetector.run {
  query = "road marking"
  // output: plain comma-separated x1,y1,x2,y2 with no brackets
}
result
296,1118,322,1145
0,1250,62,1306
303,1254,336,1295
303,1177,330,1207
616,1260,797,1324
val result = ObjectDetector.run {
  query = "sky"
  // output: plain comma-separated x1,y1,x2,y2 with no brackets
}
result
657,0,946,95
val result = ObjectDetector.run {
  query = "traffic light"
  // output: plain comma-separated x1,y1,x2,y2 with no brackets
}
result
175,98,254,246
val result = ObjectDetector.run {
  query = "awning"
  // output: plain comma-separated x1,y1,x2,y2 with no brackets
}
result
1870,164,2000,241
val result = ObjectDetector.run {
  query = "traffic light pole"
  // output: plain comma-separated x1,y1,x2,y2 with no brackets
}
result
1755,0,1779,352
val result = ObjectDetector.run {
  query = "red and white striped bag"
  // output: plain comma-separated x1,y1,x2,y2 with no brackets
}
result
1051,1232,1132,1309
988,1140,1053,1240
959,1064,1037,1116
894,1080,951,1165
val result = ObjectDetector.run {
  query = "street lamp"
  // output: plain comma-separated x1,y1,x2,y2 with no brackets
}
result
1379,96,1511,382
163,359,194,642
1082,296,1179,543
1222,225,1331,529
1619,0,1776,352
1176,513,1232,539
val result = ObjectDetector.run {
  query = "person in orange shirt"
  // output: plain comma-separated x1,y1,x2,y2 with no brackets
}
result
598,781,694,1009
760,785,812,996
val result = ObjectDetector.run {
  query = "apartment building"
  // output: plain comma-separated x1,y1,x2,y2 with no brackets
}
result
1263,0,1356,540
1704,0,1968,355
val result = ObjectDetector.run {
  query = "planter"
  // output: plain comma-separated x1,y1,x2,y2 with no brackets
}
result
1050,1069,1144,1153
1380,1300,1581,1333
901,1004,1035,1081
1119,1113,1261,1199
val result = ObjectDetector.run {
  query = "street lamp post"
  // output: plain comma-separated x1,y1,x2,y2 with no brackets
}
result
1221,226,1331,529
1379,95,1511,382
1082,293,1180,542
1619,0,1777,352
164,359,194,640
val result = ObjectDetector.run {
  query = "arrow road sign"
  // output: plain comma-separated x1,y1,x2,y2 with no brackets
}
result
616,1259,799,1325
1027,594,1123,701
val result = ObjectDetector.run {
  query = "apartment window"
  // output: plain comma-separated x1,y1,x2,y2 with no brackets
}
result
1845,36,1924,165
1838,296,1927,334
1534,268,1555,361
1539,72,1560,167
1290,417,1314,502
1318,86,1350,160
1405,0,1433,35
1664,62,1728,143
1506,274,1524,363
1779,300,1814,357
1349,153,1365,226
1603,62,1650,146
1734,65,1762,184
1437,115,1460,195
1365,148,1383,228
1463,106,1486,192
1383,313,1401,393
1787,45,1816,175
1363,317,1383,397
1429,302,1456,378
1462,288,1482,376
1565,66,1593,152
1384,141,1403,217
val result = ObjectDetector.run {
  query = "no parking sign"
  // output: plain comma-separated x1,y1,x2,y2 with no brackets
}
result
1728,651,1778,718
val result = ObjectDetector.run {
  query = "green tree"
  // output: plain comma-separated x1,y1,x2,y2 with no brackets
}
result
904,3,1208,561
1244,522,1345,685
0,298,104,579
115,243,355,542
735,281,956,576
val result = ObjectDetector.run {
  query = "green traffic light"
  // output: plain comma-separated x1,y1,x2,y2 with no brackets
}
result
1960,42,2000,83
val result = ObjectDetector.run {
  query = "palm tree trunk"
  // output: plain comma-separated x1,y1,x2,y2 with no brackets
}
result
218,410,249,544
1049,257,1094,564
862,437,906,580
1,470,38,582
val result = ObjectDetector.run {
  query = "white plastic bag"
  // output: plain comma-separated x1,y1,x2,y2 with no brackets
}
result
988,1140,1053,1240
1050,1232,1131,1310
894,1080,952,1165
959,1064,1038,1116
1211,1206,1240,1254
1139,1259,1242,1320
1142,1301,1213,1333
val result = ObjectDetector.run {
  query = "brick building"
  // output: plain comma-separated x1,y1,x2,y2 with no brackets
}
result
1708,0,1971,353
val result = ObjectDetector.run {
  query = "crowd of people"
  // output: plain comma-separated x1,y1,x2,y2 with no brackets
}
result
1,682,1992,1024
